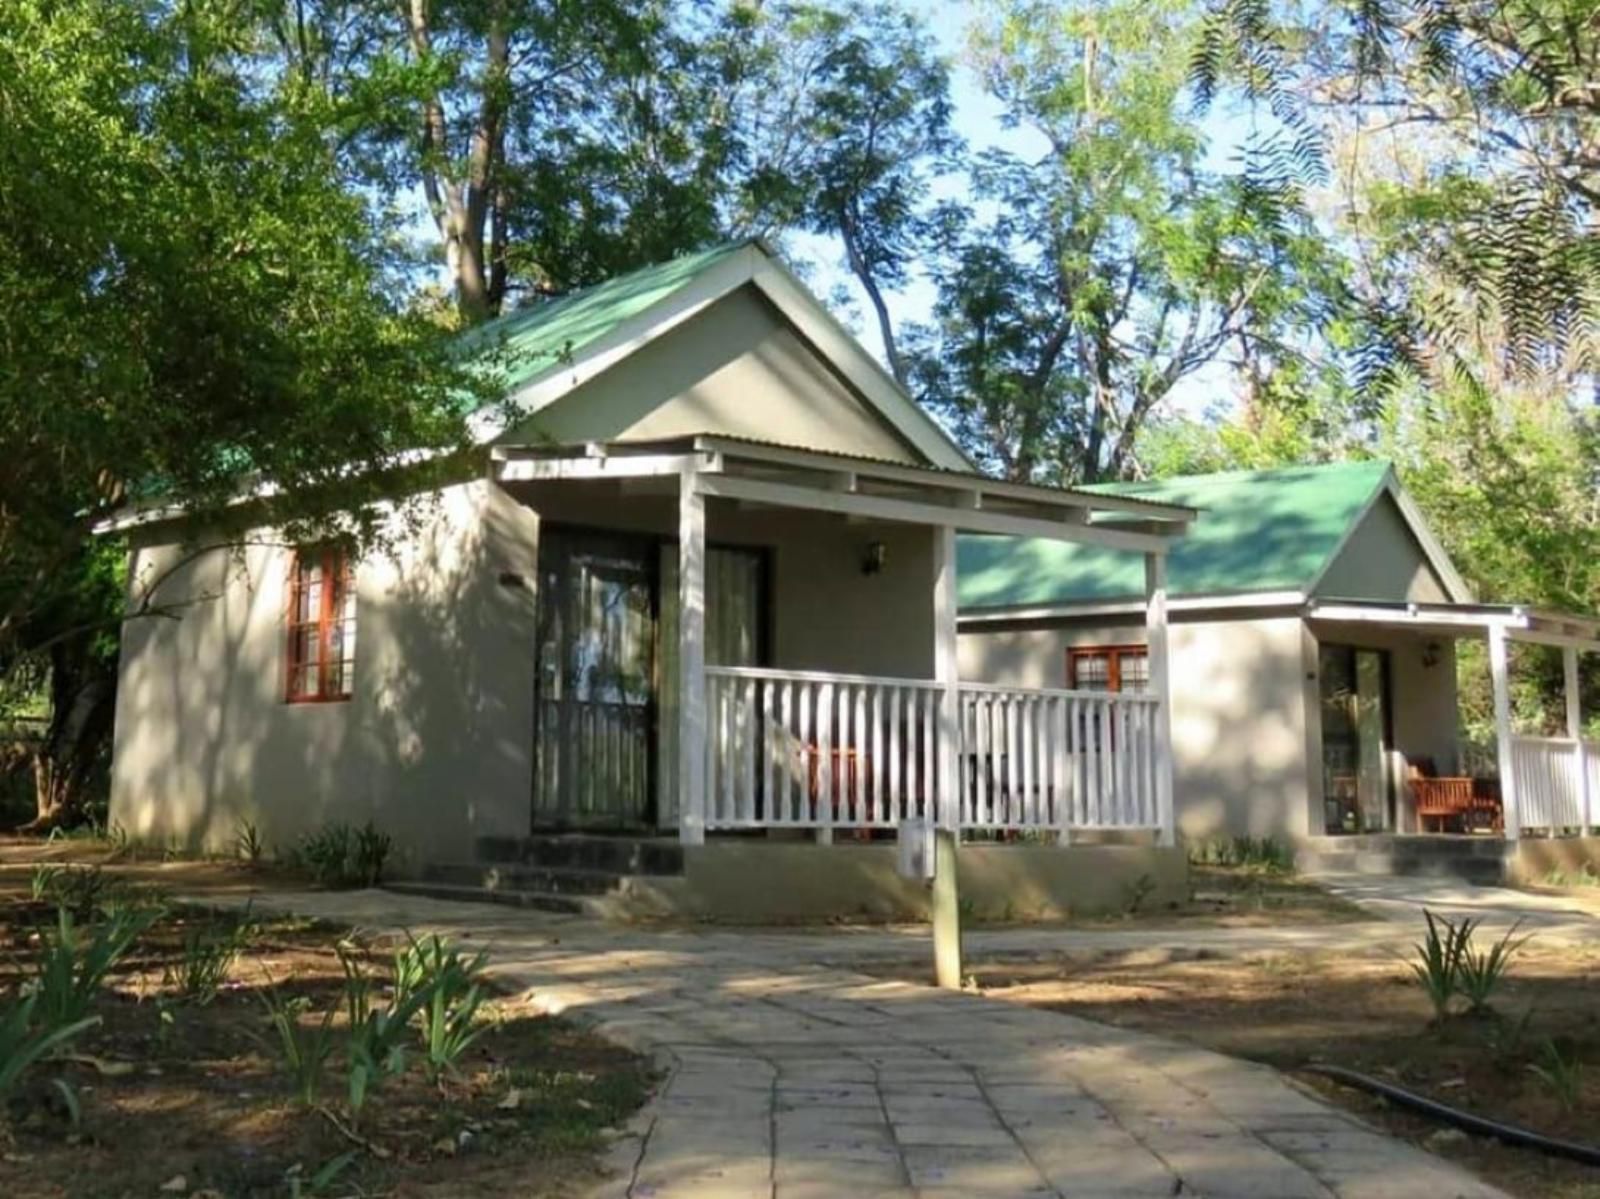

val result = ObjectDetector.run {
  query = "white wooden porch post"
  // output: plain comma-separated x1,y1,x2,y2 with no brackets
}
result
1145,551,1176,847
934,524,961,833
1489,624,1521,841
678,466,707,846
1565,646,1591,833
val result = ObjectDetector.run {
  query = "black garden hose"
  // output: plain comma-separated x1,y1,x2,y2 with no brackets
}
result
1305,1064,1600,1168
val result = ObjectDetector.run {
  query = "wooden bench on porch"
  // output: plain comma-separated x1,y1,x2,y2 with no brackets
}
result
1407,758,1503,833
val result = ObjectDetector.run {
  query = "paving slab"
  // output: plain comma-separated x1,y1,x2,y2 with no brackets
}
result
205,887,1512,1199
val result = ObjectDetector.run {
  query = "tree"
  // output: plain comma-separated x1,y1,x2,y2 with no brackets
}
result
1193,0,1600,380
739,1,960,384
908,0,1342,484
0,0,475,825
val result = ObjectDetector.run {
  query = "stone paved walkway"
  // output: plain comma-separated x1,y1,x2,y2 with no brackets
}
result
203,888,1509,1199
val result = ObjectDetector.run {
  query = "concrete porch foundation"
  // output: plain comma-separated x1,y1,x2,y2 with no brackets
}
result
613,840,1189,923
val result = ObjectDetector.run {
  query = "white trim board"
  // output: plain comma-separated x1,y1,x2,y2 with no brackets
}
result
957,590,1308,626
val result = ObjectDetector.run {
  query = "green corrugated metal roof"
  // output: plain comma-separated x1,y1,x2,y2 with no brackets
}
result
458,241,747,397
958,459,1392,610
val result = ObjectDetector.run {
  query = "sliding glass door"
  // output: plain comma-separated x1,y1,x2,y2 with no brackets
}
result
1319,644,1392,834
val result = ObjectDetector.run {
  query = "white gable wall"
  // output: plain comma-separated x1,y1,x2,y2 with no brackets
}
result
1315,493,1451,603
510,286,924,463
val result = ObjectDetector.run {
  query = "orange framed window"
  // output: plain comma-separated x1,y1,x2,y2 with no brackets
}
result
286,546,356,703
1067,644,1149,693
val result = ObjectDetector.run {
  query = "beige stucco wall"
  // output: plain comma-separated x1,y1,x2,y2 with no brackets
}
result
959,613,1313,843
506,286,922,464
1316,495,1450,603
108,480,541,867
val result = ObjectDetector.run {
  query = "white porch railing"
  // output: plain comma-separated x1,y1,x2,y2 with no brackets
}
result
1511,735,1599,831
703,666,1164,834
958,683,1162,832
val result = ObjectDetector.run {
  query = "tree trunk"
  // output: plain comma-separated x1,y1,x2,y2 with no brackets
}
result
23,645,116,832
839,208,908,386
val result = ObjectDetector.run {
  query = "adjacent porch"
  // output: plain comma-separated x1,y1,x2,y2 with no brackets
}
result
494,435,1193,851
1307,600,1600,844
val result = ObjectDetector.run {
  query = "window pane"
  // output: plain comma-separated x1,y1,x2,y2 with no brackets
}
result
286,548,355,702
1119,652,1150,692
1073,653,1111,690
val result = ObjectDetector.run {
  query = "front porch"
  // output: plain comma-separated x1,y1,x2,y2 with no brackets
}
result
494,435,1193,861
1308,600,1600,846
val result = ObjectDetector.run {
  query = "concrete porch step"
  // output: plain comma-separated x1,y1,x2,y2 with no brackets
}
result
1297,836,1514,884
421,861,625,896
383,879,591,916
475,833,685,876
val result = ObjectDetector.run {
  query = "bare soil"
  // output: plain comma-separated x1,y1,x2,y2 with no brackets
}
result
1076,863,1372,927
915,935,1600,1199
0,841,654,1199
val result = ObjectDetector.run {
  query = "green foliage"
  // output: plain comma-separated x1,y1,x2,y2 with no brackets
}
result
257,988,337,1109
285,1152,358,1199
32,905,160,1029
1408,910,1528,1022
1188,836,1294,873
1193,0,1600,379
1456,920,1531,1015
395,935,491,1083
343,977,426,1125
1410,910,1472,1023
0,0,479,828
1528,1038,1584,1112
234,820,265,866
0,991,98,1109
910,0,1343,484
288,821,393,889
168,914,256,1006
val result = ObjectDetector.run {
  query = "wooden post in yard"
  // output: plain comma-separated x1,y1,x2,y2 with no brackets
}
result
931,827,963,990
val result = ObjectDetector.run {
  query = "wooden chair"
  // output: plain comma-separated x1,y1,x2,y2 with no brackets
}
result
1408,757,1503,833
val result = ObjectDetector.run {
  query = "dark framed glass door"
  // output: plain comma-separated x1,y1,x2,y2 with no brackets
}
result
533,529,658,829
1319,644,1393,834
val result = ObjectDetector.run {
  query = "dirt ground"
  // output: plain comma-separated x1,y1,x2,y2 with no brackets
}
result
911,937,1600,1199
1077,863,1371,927
0,841,654,1199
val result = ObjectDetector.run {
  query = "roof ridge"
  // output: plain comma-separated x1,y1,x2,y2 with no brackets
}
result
1084,457,1391,494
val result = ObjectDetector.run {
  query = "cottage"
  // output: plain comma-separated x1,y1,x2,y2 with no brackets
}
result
959,462,1600,881
104,241,1193,919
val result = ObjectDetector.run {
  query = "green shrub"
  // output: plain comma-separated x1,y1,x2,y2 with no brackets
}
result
394,934,491,1083
1457,920,1530,1014
1528,1038,1584,1111
1409,910,1531,1021
169,913,256,1005
1411,909,1473,1022
352,823,393,887
288,821,393,888
257,987,337,1108
32,865,123,920
33,905,161,1028
0,991,98,1114
1187,835,1294,873
234,819,265,865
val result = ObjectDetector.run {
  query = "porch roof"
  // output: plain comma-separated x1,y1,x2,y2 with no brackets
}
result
493,435,1197,553
1306,598,1600,650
